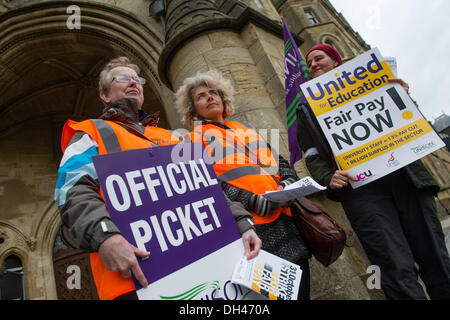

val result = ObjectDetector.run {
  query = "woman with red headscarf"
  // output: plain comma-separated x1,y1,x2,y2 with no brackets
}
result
296,44,450,300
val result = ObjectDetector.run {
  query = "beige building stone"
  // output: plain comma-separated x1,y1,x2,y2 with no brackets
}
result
0,0,448,300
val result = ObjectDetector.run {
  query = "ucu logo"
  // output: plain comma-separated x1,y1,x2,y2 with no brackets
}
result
352,170,373,182
387,152,400,168
387,152,395,163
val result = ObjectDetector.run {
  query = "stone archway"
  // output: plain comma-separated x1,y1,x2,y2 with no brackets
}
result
0,1,168,299
0,0,169,139
0,220,32,299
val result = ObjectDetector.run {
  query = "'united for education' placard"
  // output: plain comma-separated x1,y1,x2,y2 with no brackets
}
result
300,48,444,187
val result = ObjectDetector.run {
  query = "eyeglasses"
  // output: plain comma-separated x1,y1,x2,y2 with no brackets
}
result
112,75,146,85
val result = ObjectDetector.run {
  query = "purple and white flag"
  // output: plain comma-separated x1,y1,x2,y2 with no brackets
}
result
282,17,312,166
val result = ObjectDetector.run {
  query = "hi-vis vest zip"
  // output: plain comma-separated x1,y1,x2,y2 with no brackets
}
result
186,121,292,225
61,119,178,300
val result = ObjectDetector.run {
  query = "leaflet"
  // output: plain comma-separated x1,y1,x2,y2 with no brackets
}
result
262,176,326,203
231,249,302,300
384,56,398,77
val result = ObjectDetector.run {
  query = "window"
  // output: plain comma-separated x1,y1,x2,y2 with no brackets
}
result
254,0,263,9
0,255,25,300
305,10,319,25
324,40,343,58
325,40,335,48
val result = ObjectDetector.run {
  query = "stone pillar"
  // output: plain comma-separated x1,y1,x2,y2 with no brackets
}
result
159,0,294,162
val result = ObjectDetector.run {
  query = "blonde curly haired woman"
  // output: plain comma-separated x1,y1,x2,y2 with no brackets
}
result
176,70,311,300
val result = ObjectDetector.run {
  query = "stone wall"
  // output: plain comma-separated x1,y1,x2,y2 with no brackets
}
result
0,119,60,299
422,148,450,219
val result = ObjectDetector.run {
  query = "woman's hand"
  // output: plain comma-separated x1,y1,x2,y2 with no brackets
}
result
329,170,355,190
275,185,291,208
241,228,262,260
98,234,150,288
388,78,409,94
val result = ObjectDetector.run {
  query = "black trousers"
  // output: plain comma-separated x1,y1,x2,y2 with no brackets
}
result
296,259,310,300
341,169,450,300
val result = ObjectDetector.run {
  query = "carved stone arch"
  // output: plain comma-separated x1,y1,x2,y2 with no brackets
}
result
0,0,172,140
1,198,62,299
319,33,351,60
0,1,172,299
15,195,99,300
28,198,98,300
30,200,62,299
0,221,32,262
0,220,31,299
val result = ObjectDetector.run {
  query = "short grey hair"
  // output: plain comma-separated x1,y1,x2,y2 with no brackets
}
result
98,56,140,95
175,70,235,126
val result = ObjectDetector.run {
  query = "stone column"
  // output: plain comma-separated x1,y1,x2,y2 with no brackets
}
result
159,0,300,164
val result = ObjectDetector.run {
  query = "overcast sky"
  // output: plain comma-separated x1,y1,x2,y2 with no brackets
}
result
330,0,450,122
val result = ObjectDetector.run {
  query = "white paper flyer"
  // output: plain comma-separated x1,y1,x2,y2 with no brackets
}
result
231,250,303,300
263,176,326,203
384,56,398,77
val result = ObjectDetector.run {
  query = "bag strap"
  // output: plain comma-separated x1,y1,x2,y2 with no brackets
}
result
295,196,323,214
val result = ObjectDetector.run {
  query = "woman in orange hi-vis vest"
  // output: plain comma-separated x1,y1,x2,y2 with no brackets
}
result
176,70,312,300
54,57,177,300
55,58,261,300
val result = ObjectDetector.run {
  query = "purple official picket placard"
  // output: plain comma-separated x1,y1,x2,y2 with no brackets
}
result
92,143,241,290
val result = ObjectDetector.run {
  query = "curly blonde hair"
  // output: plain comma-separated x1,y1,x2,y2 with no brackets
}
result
175,70,235,126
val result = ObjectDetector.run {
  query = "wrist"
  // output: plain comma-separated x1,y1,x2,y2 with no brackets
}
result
91,219,121,252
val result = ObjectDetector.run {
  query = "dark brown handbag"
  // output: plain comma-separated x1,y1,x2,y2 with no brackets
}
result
290,196,348,267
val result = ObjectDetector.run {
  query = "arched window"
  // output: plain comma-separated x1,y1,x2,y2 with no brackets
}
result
323,39,344,59
0,255,25,300
325,40,338,49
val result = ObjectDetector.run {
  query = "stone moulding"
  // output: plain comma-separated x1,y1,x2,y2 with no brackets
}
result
0,0,164,88
158,3,304,90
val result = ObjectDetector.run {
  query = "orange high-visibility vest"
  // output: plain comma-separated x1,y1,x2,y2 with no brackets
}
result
61,119,179,300
188,121,291,225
